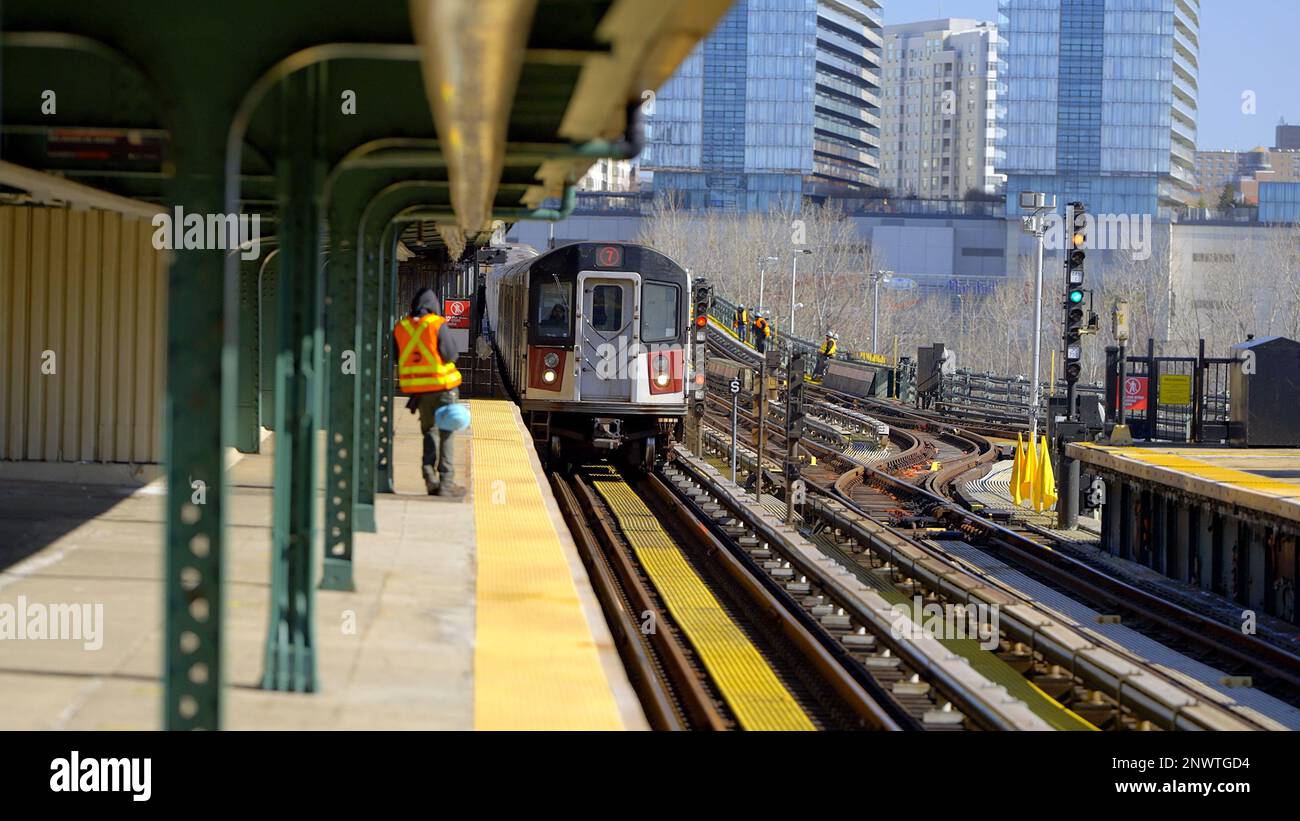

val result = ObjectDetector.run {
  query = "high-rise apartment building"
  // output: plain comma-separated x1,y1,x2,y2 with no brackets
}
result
641,0,883,211
998,0,1200,217
879,19,1004,200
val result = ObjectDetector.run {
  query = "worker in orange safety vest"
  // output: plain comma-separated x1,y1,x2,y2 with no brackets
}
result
753,312,772,354
394,287,464,496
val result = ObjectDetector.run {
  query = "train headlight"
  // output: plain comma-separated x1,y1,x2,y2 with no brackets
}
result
655,372,670,387
543,352,560,368
543,369,557,384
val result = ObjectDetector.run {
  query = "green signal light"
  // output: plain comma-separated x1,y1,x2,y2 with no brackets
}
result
1069,289,1085,304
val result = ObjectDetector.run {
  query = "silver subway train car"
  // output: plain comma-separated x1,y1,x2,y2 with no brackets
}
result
486,241,691,467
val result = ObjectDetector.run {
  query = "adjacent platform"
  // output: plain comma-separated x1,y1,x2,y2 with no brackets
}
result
0,398,644,730
1070,443,1300,626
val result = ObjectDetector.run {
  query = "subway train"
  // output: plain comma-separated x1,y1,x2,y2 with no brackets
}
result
485,241,691,467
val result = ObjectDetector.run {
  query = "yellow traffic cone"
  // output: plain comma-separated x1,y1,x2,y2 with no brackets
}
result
1020,432,1037,507
1038,436,1058,512
1010,433,1024,506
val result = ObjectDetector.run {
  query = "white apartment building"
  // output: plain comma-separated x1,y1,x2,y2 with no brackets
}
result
880,18,1003,200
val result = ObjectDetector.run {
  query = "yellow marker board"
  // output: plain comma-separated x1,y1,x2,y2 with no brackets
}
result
1158,373,1192,405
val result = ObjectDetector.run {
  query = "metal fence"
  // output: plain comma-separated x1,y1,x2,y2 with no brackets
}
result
1113,339,1233,443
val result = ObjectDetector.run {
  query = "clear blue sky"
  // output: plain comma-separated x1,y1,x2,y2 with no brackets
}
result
891,0,1297,151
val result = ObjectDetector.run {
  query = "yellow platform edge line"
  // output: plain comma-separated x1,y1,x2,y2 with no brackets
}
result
470,400,625,731
586,466,816,731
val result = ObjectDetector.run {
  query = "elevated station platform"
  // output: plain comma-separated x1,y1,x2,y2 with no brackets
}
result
0,399,644,730
1069,443,1300,626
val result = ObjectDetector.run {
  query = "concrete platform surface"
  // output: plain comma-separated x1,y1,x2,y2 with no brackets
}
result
0,399,644,730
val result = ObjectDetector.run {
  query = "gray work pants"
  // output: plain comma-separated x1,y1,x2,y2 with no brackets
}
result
415,388,459,489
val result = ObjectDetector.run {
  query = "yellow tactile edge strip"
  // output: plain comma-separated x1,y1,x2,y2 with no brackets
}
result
470,400,625,730
586,465,816,731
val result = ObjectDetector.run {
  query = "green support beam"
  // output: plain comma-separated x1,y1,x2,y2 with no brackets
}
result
162,125,230,733
258,251,281,430
261,66,326,691
320,181,365,591
352,221,382,533
234,255,262,453
376,223,399,494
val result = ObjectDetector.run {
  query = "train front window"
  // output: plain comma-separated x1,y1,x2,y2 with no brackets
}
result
536,280,571,340
641,282,679,343
590,284,624,332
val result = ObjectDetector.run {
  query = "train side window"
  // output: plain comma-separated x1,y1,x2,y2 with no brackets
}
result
641,282,679,343
536,281,571,340
591,284,623,332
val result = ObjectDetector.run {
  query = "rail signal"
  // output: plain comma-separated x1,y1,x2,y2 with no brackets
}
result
787,353,807,441
691,278,712,418
1063,202,1088,386
1065,201,1086,305
692,279,713,340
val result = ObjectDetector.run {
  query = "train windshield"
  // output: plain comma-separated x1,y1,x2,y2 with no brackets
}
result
536,279,572,340
641,282,679,343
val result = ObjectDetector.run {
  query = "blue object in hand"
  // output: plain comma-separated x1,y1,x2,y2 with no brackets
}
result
435,402,471,432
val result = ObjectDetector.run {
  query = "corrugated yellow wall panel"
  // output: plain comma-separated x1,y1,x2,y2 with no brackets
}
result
0,206,168,464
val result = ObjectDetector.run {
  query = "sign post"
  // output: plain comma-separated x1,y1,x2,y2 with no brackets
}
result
729,378,740,483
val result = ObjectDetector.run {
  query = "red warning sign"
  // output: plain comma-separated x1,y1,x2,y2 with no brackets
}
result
444,299,471,329
1122,375,1148,412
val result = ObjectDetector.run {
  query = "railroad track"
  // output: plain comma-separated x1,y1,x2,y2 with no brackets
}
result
805,388,1300,716
550,463,892,730
695,354,1296,729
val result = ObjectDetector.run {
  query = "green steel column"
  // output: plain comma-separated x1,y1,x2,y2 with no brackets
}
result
261,66,325,691
352,216,387,530
234,256,261,453
321,197,363,591
163,138,229,732
258,252,280,430
376,224,399,494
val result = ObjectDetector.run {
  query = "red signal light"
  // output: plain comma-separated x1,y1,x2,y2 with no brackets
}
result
695,315,708,328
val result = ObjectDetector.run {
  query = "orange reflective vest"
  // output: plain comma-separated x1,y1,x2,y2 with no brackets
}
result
754,317,770,339
394,314,462,393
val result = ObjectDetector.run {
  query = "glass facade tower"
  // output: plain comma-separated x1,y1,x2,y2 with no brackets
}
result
641,0,883,211
998,0,1199,217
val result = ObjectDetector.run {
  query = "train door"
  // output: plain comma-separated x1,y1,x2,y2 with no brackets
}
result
577,272,639,402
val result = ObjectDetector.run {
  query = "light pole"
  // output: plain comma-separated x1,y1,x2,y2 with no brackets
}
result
757,255,777,315
791,249,812,338
957,292,966,360
1019,191,1057,434
871,269,894,354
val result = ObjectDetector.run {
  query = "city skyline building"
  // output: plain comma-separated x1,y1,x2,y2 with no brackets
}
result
879,18,1004,201
640,0,884,211
997,0,1201,218
576,158,636,193
1195,146,1300,205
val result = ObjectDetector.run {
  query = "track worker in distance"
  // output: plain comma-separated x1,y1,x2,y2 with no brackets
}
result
816,331,838,378
395,287,466,497
734,302,749,343
753,312,772,354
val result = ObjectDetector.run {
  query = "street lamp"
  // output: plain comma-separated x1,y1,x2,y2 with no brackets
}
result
1019,191,1057,434
791,248,812,338
870,269,894,354
757,255,778,315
